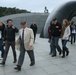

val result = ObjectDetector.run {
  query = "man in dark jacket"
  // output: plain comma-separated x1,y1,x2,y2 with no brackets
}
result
50,18,62,57
0,22,5,59
0,19,18,65
30,21,37,42
70,21,76,44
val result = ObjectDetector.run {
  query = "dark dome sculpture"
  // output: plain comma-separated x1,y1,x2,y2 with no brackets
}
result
40,1,76,38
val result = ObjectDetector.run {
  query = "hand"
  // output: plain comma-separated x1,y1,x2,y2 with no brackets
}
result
28,45,32,49
12,26,15,29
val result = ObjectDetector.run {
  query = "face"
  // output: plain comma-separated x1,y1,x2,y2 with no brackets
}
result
7,21,13,26
54,20,57,24
51,21,54,24
0,22,2,26
32,21,35,24
62,20,66,25
21,23,26,29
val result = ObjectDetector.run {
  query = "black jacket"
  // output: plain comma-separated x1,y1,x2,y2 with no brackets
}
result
50,22,62,37
30,24,37,34
4,25,18,41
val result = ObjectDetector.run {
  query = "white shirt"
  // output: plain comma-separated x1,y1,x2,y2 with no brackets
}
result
62,26,70,40
20,28,26,41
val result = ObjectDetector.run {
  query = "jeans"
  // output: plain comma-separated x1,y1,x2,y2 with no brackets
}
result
51,37,61,55
0,39,4,58
62,40,68,49
71,33,76,44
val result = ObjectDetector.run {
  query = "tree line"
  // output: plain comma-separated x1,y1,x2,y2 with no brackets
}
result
0,7,31,17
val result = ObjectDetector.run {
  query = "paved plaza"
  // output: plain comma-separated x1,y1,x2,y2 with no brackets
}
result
0,34,76,75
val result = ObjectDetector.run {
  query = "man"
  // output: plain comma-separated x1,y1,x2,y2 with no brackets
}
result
30,21,37,42
0,22,5,59
50,18,62,57
14,21,35,71
70,21,76,44
0,19,18,65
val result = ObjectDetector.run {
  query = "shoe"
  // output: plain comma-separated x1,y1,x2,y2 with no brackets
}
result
14,65,21,71
0,62,5,66
49,52,52,55
59,51,62,55
13,59,17,63
66,51,69,56
30,62,35,66
51,54,56,57
62,55,65,58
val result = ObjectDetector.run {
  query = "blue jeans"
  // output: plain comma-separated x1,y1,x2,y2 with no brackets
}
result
62,40,68,50
51,37,61,55
71,33,76,44
0,39,4,58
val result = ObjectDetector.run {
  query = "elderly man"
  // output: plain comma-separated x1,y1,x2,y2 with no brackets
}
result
14,21,35,71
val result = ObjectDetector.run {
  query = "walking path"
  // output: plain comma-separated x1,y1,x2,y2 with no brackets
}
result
0,34,76,75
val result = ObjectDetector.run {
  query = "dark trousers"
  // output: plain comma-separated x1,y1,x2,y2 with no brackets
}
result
0,39,4,58
2,41,16,63
62,40,69,56
71,33,76,44
51,37,61,55
34,33,36,42
17,44,35,66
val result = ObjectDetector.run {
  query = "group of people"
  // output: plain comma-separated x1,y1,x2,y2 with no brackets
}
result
0,19,37,71
0,18,75,71
48,18,71,58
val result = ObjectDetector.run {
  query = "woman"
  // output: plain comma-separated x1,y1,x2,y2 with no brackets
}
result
61,19,70,58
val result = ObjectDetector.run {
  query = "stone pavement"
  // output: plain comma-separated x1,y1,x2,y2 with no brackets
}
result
0,34,76,75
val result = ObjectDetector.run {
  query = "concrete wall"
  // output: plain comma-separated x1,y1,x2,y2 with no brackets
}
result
0,13,49,33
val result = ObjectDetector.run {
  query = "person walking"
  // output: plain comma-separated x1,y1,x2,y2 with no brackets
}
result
50,18,62,57
0,19,18,65
48,21,54,55
14,21,35,71
0,22,5,59
61,19,70,58
70,21,76,44
30,21,37,43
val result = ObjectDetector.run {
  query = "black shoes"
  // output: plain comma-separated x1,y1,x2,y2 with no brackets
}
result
59,51,62,55
66,51,69,56
62,55,65,58
13,59,17,63
30,62,35,66
51,54,56,57
0,62,5,66
14,65,21,71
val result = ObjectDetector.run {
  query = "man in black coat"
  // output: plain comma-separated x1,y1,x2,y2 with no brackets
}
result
0,19,19,65
30,21,37,42
50,18,62,57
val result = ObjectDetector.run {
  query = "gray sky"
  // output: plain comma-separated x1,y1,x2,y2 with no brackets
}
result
0,0,75,13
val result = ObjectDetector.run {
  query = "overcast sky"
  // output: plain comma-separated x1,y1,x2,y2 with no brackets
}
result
0,0,75,13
